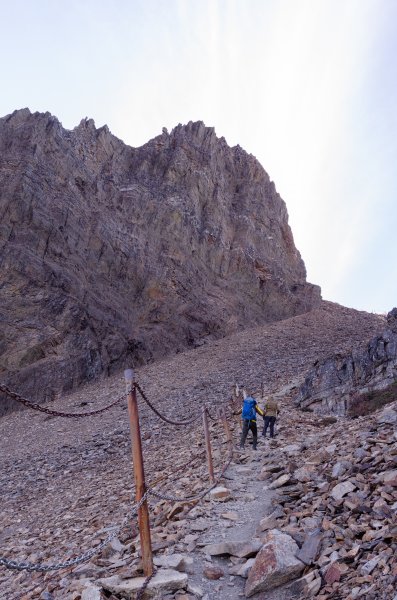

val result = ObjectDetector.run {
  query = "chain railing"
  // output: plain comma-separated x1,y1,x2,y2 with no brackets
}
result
148,449,206,488
0,442,233,574
134,382,203,426
150,447,233,504
0,378,236,579
0,492,149,573
0,384,123,418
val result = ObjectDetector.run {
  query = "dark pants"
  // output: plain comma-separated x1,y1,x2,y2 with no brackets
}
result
240,420,257,449
263,416,276,438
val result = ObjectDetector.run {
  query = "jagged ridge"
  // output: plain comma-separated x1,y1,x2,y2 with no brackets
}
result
0,108,321,411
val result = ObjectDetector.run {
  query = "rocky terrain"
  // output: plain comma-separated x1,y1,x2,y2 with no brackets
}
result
294,308,397,416
0,109,321,414
1,301,395,600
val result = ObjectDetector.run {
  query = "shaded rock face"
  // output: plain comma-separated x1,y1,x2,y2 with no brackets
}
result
294,308,397,415
0,109,321,412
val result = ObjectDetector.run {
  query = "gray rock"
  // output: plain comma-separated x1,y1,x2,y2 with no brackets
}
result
296,529,322,565
153,553,193,573
377,407,397,424
81,586,103,600
330,481,356,500
203,539,262,558
361,556,380,575
187,582,204,597
294,466,315,482
236,558,255,578
209,486,231,500
259,508,285,531
268,474,291,489
282,444,302,455
98,569,188,598
332,461,352,478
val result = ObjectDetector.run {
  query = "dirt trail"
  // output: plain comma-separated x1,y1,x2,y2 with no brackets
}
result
187,445,283,600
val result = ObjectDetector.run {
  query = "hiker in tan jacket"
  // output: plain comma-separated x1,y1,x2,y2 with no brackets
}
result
262,396,279,438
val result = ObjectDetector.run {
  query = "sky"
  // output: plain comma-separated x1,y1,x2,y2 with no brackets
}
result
1,0,396,314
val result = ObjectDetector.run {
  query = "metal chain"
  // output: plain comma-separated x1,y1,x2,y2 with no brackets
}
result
136,569,157,600
149,447,233,503
134,382,202,426
148,450,205,488
0,492,149,573
205,405,218,422
0,384,123,418
0,440,231,575
0,381,235,575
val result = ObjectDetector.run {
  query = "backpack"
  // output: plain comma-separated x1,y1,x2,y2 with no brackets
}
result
242,397,256,420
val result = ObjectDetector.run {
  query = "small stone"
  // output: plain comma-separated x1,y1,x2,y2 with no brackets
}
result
221,512,239,521
306,576,321,596
377,408,397,424
361,556,380,575
330,480,356,500
294,466,315,482
269,474,291,489
203,566,224,580
153,554,194,573
187,582,204,597
282,444,302,454
332,461,351,478
324,562,347,584
81,586,103,600
325,444,337,453
209,486,231,500
236,558,255,578
382,470,397,487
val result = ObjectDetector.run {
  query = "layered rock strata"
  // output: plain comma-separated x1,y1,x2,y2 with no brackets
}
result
0,108,320,412
294,308,397,415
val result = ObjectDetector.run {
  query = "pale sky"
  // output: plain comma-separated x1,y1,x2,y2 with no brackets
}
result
1,0,396,314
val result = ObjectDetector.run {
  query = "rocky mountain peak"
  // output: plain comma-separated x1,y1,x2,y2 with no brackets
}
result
0,109,321,413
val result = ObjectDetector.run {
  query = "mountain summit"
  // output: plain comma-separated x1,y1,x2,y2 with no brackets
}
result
0,109,320,409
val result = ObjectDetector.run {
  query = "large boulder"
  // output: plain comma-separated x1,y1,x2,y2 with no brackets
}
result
245,529,305,597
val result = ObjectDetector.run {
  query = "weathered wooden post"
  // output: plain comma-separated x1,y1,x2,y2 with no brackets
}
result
219,406,232,445
124,369,153,577
231,383,238,411
231,383,242,430
202,406,215,483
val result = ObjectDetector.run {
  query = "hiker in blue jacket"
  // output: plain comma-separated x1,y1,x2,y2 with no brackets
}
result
240,392,264,450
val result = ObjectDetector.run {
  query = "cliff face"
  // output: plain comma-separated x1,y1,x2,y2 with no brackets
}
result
0,109,321,410
294,309,397,415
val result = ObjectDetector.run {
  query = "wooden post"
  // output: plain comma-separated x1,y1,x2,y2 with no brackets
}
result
231,383,242,430
231,383,238,411
219,406,232,445
124,369,153,577
202,407,215,483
